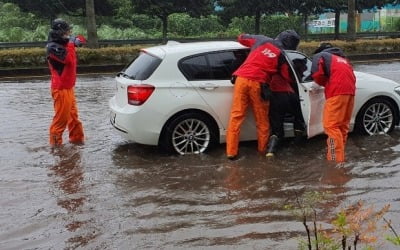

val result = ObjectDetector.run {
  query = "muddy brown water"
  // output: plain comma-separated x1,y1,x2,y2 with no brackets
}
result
1,62,400,249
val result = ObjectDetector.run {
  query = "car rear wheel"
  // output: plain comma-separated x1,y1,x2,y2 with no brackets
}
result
355,97,396,135
160,112,218,155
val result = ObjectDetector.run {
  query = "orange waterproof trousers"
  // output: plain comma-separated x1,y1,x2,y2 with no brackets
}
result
50,88,84,145
226,77,269,156
323,95,354,163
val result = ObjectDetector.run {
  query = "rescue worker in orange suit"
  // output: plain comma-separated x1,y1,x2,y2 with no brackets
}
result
265,58,307,157
46,19,86,146
226,30,300,160
311,43,356,163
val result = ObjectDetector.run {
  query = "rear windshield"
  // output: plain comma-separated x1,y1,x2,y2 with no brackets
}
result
120,51,162,80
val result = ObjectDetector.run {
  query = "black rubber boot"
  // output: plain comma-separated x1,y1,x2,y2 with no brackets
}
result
266,135,279,157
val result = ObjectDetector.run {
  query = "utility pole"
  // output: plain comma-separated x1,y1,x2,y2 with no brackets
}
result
86,0,99,48
347,0,356,41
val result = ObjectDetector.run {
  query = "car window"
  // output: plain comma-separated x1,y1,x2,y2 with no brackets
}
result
207,50,248,80
121,51,162,80
180,55,210,80
286,51,313,82
179,49,249,81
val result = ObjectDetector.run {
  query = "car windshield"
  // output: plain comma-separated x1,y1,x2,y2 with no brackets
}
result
121,51,162,80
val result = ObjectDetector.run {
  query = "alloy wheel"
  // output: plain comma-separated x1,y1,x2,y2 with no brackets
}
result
172,118,211,155
362,102,393,135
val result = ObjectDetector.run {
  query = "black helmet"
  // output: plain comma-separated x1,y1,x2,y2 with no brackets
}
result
313,42,333,54
51,19,71,33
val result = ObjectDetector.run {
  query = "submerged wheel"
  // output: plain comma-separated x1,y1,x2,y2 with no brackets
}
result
355,97,396,135
160,112,218,155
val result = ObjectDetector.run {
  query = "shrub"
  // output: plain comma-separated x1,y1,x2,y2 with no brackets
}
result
0,46,142,68
298,39,400,56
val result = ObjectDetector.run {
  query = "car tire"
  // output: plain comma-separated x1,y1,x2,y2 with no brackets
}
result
160,112,219,155
355,97,396,135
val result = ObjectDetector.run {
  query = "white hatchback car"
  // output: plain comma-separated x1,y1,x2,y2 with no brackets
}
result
109,41,400,155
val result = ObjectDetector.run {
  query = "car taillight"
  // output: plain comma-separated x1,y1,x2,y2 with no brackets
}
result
127,84,155,105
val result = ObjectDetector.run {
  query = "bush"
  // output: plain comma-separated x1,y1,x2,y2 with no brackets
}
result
169,14,224,38
0,46,142,68
97,25,158,40
298,39,400,56
227,15,303,38
261,15,303,37
0,2,45,42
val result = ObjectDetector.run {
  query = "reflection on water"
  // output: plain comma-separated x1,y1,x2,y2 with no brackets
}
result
49,145,98,248
0,67,400,249
108,140,352,249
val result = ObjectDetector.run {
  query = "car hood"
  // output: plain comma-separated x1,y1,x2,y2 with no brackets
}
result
355,71,400,89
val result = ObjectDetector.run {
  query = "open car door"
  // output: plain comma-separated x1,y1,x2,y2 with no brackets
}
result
285,51,325,138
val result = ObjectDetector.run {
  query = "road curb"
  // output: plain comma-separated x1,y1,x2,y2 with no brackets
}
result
0,64,125,80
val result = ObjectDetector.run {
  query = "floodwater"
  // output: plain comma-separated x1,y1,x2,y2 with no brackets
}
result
1,62,400,249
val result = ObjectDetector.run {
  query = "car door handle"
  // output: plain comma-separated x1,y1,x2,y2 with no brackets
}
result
199,83,218,90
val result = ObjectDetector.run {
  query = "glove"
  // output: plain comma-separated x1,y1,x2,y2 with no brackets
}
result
260,83,271,101
70,35,87,47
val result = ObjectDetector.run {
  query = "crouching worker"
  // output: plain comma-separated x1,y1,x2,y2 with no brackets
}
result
226,30,300,160
46,19,86,146
266,58,307,157
311,43,356,163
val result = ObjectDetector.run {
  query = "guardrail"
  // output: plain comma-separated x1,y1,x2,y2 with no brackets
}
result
1,32,399,49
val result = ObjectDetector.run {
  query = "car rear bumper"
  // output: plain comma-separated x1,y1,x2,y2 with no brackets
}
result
109,96,161,145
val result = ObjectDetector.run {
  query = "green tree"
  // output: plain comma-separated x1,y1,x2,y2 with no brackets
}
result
278,0,325,39
320,0,347,39
0,2,47,42
356,0,393,10
4,0,115,46
216,0,277,34
86,0,98,48
348,0,356,40
131,0,214,43
4,0,115,19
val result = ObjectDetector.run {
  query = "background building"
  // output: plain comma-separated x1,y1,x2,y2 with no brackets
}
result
309,4,400,33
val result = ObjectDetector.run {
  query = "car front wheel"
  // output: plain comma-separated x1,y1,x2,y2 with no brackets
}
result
160,112,218,155
355,97,396,135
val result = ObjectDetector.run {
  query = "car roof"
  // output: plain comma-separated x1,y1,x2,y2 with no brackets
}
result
143,40,247,58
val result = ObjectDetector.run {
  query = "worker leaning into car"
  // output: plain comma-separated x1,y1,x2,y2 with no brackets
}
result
46,19,86,146
226,30,300,160
311,43,356,163
265,58,307,158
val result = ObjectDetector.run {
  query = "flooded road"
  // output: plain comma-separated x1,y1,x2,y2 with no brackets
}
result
1,62,400,249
